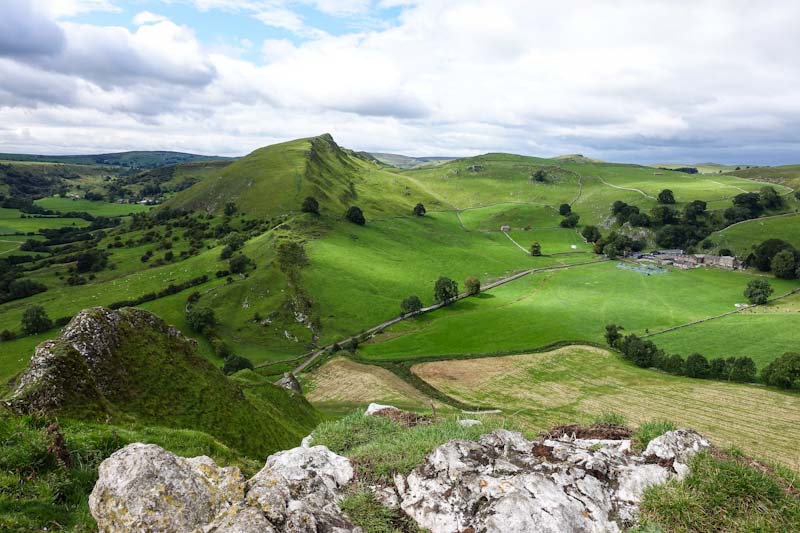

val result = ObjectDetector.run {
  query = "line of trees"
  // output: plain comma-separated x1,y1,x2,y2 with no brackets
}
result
605,324,757,383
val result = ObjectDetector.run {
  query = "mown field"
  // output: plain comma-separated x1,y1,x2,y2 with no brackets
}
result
361,261,799,364
712,213,800,253
411,346,800,469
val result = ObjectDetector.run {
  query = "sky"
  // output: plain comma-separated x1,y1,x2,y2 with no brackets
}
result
1,0,799,164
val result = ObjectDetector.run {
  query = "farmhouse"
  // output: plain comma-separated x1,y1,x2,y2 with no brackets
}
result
500,225,511,232
641,251,742,271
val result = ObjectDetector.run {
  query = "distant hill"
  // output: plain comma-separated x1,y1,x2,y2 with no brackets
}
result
0,150,231,170
725,164,800,190
552,154,603,164
650,162,749,174
369,152,456,169
165,134,447,217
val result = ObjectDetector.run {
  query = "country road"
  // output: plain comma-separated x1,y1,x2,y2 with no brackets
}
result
269,257,608,377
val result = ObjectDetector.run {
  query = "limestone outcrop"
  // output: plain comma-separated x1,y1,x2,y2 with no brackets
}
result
89,443,359,532
394,428,709,533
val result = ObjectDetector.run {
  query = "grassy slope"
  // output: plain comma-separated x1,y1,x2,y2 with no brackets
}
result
361,261,799,365
165,134,448,217
652,293,800,367
727,164,800,190
412,346,800,469
712,213,800,253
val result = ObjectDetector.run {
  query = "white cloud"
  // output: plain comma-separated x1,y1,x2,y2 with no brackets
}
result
2,0,800,164
133,11,171,25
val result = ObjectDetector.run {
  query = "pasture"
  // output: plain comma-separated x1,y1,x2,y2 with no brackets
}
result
34,197,151,217
412,346,800,469
361,261,799,362
712,213,800,253
0,208,90,235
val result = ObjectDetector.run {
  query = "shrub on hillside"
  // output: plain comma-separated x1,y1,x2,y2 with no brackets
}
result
771,249,797,279
400,295,423,315
744,279,773,305
559,203,571,216
345,206,365,225
657,189,675,204
464,276,480,296
222,355,253,375
413,203,426,216
21,305,52,335
301,196,320,215
530,242,542,256
581,225,601,243
186,307,216,333
229,254,254,274
560,213,580,228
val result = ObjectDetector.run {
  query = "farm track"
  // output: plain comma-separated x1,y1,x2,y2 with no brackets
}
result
596,176,657,200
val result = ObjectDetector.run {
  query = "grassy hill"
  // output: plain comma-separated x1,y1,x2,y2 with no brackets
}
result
726,164,800,190
0,151,229,170
166,134,448,217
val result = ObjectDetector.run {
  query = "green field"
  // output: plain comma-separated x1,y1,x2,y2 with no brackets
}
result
0,207,90,235
712,213,800,253
361,262,799,364
34,197,151,217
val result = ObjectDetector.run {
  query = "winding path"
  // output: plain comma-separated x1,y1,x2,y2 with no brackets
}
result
596,176,657,200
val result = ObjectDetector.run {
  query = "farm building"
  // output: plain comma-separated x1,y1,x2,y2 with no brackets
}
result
643,252,742,271
500,225,511,232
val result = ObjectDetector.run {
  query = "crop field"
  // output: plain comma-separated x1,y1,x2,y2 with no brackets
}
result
34,197,151,217
303,357,440,413
361,261,799,362
412,346,800,469
712,213,800,253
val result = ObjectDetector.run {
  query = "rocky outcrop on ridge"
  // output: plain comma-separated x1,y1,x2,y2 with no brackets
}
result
88,403,710,532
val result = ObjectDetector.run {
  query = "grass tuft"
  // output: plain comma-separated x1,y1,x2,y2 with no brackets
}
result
632,420,677,451
640,451,800,532
592,411,628,426
340,490,423,533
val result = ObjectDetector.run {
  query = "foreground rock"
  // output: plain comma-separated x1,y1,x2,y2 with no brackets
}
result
395,428,709,533
89,443,359,532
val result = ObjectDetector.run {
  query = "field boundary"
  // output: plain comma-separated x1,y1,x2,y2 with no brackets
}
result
644,287,800,338
271,258,609,376
711,210,800,235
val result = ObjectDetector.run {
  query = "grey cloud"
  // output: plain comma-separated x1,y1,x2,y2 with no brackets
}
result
0,1,66,57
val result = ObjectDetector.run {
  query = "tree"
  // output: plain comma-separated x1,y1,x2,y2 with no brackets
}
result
186,307,216,333
465,276,481,296
223,354,253,375
685,353,710,378
581,225,601,243
628,213,650,227
771,249,797,279
400,295,423,315
732,192,763,217
301,196,320,215
229,254,254,274
413,203,426,216
744,279,773,305
658,189,675,204
224,202,237,216
729,357,757,383
618,334,660,368
21,305,52,335
759,186,783,210
75,249,108,273
530,242,542,256
531,169,547,182
433,276,458,304
650,206,678,226
559,203,572,216
761,352,800,390
345,206,365,225
604,324,624,347
752,239,793,271
560,213,579,228
661,354,685,375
